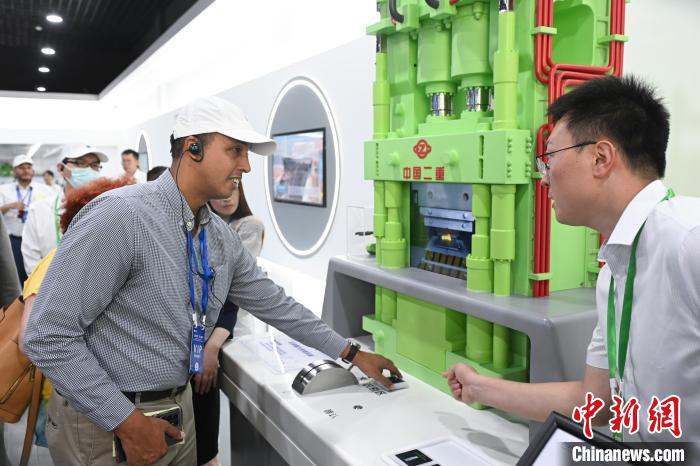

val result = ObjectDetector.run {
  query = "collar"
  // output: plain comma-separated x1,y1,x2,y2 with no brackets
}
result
603,179,668,248
156,169,211,231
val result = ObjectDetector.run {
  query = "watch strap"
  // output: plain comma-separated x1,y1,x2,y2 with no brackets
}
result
341,341,360,364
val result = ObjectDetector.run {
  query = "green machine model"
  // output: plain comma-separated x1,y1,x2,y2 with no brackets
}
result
361,0,627,399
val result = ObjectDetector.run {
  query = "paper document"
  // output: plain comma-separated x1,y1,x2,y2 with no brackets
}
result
240,332,328,374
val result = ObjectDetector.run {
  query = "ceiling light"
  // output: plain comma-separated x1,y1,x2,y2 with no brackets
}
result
35,25,43,31
38,66,50,73
36,86,46,92
41,47,55,55
46,14,63,23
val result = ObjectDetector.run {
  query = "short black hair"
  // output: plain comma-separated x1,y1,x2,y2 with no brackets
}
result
548,75,669,178
43,169,54,177
147,166,168,181
169,133,213,158
121,149,139,159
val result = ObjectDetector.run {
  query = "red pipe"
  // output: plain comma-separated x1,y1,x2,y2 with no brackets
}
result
532,0,626,296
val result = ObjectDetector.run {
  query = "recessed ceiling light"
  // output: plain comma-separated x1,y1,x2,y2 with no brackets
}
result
46,14,63,23
38,66,50,73
36,86,46,92
41,47,55,55
35,25,43,31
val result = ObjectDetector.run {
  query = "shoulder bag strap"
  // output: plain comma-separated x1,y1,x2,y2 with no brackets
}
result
19,367,43,466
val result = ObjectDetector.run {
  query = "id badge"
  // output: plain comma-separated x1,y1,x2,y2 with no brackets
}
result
610,377,623,400
189,324,206,374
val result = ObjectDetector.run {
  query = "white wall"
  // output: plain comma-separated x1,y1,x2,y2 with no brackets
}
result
625,0,700,196
125,38,376,286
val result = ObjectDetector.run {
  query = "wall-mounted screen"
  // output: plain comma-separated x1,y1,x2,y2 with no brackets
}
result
271,129,326,207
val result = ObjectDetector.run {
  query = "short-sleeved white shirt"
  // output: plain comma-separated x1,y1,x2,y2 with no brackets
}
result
0,181,52,236
123,170,147,183
587,180,700,443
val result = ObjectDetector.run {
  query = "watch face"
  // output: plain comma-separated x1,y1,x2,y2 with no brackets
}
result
342,342,360,363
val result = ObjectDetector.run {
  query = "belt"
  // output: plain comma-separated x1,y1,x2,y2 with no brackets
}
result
122,385,187,404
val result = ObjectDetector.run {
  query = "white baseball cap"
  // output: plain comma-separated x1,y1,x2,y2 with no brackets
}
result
172,96,276,156
61,143,109,163
12,154,33,168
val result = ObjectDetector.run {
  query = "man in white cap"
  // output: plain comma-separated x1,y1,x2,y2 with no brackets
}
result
0,154,51,282
24,95,401,466
21,144,109,274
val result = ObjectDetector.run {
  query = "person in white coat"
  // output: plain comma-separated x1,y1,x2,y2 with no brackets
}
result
0,154,52,282
21,144,108,273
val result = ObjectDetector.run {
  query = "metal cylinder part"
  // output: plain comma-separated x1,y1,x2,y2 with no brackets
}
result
499,0,514,12
430,93,453,116
467,87,482,112
466,86,493,112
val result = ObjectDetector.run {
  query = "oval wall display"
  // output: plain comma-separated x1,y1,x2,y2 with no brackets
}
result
135,130,152,172
264,77,341,257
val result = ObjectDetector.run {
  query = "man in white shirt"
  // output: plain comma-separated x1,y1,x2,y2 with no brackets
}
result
445,76,700,444
121,149,147,183
0,154,51,282
42,169,62,195
21,144,108,273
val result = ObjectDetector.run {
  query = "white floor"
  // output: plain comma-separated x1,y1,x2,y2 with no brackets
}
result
2,390,232,466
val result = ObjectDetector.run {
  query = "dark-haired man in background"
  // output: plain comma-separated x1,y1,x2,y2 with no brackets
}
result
445,76,700,444
121,148,147,183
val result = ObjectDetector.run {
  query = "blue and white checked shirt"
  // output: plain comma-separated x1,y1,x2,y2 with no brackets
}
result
23,170,346,431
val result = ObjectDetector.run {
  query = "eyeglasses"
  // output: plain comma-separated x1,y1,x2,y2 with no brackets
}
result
63,158,102,171
535,141,596,174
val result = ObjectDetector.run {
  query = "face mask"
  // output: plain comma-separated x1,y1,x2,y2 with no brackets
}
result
67,167,100,188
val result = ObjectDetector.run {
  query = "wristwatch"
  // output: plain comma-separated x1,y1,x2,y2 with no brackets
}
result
341,340,361,364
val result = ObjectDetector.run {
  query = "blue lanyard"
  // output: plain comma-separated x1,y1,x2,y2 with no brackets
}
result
186,226,214,324
16,185,32,223
16,185,32,204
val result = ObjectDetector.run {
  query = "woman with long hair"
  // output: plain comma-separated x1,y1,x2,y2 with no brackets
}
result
191,180,264,466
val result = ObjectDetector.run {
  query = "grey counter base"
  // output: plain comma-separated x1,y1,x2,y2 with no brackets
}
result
322,255,598,384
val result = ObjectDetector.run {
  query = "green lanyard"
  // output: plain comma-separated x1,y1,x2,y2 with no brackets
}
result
606,188,674,441
54,195,62,245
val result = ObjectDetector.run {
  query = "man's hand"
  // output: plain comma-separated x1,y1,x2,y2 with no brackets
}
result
193,339,221,394
1,201,25,212
443,363,479,404
352,351,402,389
114,409,184,466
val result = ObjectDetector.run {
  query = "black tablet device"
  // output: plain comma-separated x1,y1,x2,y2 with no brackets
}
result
517,411,669,466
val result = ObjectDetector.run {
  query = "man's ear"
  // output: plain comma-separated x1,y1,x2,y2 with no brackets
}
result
591,139,617,179
57,162,69,178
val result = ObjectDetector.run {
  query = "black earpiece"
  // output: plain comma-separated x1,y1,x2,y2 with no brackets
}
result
188,140,203,162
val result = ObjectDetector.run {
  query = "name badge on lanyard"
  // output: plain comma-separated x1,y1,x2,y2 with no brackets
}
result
16,185,32,223
187,226,214,374
606,188,674,442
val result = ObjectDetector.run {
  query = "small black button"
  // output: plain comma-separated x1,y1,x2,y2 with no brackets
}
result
395,449,432,465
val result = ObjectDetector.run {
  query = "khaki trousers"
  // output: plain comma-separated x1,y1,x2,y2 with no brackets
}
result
46,385,197,465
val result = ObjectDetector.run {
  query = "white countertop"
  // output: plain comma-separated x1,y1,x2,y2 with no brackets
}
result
220,334,530,466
